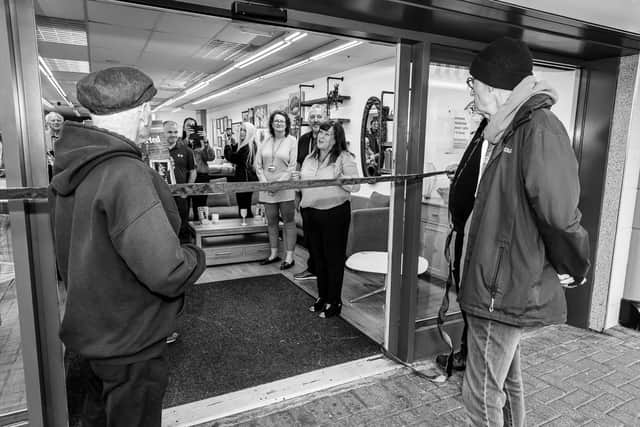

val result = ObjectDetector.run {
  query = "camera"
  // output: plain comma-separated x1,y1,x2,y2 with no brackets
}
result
192,124,203,133
190,133,204,149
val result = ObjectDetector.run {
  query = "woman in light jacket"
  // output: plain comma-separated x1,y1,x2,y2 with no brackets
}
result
297,121,359,318
255,110,298,270
224,121,258,217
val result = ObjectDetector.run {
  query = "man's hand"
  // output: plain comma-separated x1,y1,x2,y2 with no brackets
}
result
558,274,586,289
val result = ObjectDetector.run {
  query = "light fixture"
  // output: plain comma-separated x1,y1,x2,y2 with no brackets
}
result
171,107,183,113
38,55,73,107
192,40,362,106
153,31,309,112
42,98,54,109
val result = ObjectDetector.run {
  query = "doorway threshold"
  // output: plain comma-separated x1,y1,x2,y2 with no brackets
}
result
161,354,399,427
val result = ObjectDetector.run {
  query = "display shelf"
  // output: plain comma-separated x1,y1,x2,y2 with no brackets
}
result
300,95,351,107
301,118,351,126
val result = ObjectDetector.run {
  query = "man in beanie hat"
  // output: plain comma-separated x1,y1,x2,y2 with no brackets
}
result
48,66,205,426
457,38,590,425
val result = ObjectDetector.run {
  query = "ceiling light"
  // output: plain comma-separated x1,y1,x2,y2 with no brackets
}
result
310,41,362,61
171,107,183,113
192,39,362,106
236,40,287,68
38,55,73,107
36,17,87,46
42,98,54,109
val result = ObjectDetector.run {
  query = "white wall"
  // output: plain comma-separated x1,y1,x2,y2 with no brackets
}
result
206,58,396,196
153,109,199,131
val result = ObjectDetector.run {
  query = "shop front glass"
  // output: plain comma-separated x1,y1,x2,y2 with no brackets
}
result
0,142,26,421
417,61,581,323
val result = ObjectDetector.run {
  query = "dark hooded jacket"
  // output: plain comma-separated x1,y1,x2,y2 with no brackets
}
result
49,122,205,363
459,94,590,327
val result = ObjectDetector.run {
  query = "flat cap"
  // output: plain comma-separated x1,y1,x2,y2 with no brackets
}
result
77,66,157,115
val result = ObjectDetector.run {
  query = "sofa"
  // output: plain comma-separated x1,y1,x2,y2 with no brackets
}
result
204,177,259,219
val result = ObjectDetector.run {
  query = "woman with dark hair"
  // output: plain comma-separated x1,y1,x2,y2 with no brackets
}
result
224,121,258,217
255,110,298,269
295,121,359,318
180,117,215,219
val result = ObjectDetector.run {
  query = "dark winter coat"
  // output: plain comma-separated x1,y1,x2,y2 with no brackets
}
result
459,94,590,327
48,122,205,363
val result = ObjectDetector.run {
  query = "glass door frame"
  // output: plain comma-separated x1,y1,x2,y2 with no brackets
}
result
0,0,67,425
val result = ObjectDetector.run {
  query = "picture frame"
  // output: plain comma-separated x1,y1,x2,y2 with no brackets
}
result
232,122,242,140
248,107,255,125
253,104,268,128
150,158,175,185
241,110,249,122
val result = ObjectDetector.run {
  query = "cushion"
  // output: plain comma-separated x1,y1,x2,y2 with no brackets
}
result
367,191,390,208
206,177,231,207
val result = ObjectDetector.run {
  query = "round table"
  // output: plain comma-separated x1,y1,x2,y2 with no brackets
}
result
346,251,429,302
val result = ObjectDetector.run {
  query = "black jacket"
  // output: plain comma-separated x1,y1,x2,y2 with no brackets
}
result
459,94,590,327
297,131,316,169
225,142,257,182
49,123,205,363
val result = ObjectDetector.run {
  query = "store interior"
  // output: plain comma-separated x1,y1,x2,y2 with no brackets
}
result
0,0,586,418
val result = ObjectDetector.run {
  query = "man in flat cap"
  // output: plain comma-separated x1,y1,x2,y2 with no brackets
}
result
456,38,590,425
48,66,205,426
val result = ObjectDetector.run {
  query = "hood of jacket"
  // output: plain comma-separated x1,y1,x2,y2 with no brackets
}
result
50,121,142,196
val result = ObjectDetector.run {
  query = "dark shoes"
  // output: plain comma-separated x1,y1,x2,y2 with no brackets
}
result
309,298,326,312
294,270,317,280
280,260,295,270
260,256,281,265
435,350,466,371
319,303,342,318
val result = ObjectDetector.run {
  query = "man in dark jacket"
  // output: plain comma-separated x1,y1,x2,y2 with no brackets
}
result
459,38,590,426
435,117,487,373
48,67,206,426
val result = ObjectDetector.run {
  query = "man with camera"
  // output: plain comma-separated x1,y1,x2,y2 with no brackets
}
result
165,121,196,243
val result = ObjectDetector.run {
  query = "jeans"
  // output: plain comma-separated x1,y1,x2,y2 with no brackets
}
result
462,314,525,427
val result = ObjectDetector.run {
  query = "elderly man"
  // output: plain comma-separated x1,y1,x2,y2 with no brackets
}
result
293,104,325,281
45,111,64,178
458,37,591,426
48,67,205,426
165,120,196,243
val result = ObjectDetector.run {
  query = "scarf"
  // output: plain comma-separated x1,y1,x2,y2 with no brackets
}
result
484,75,558,145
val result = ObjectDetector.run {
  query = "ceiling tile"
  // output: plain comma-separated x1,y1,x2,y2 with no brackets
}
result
89,46,139,67
35,0,85,21
88,22,149,53
154,12,229,37
87,0,160,30
144,31,209,57
38,41,88,61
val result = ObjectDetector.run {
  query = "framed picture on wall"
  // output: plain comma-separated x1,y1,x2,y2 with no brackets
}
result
232,122,242,140
254,104,268,128
241,110,249,122
248,107,255,125
150,159,175,185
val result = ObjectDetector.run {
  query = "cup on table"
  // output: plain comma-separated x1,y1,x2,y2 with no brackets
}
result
197,206,209,223
210,212,220,223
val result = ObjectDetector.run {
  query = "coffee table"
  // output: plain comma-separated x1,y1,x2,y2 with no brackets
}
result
346,251,429,302
188,218,273,265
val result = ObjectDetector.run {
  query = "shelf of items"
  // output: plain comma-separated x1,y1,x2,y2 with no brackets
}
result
300,95,351,107
301,118,350,126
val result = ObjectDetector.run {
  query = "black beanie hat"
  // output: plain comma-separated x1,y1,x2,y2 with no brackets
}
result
470,37,533,90
77,66,157,115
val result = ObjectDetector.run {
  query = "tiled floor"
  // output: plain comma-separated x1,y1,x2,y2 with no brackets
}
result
0,278,26,416
209,324,640,426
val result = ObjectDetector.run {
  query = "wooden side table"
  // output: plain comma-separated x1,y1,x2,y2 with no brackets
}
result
188,218,272,265
346,251,428,302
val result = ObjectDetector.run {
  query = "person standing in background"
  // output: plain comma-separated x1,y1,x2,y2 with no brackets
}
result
165,121,196,243
255,110,298,270
294,104,325,282
44,111,64,179
295,121,360,318
459,37,590,426
225,121,258,217
48,66,205,426
188,122,215,221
